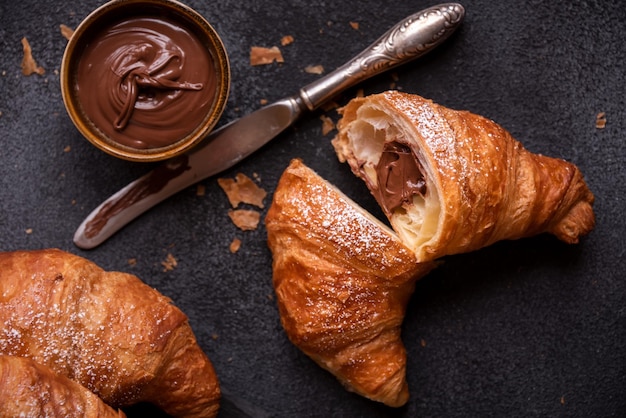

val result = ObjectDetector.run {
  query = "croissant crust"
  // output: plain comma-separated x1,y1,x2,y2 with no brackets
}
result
266,159,435,407
0,355,125,417
0,248,220,418
332,91,595,261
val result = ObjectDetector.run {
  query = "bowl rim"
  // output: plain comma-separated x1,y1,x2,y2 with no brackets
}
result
60,0,231,162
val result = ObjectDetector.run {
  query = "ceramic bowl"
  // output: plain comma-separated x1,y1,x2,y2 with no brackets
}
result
61,0,230,162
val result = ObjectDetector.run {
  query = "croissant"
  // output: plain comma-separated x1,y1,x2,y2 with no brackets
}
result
0,355,125,417
0,248,220,418
265,159,436,407
332,91,595,261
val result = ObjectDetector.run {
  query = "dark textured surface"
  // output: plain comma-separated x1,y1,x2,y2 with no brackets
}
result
0,1,625,417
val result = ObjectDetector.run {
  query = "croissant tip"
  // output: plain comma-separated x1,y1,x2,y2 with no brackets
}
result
550,193,596,243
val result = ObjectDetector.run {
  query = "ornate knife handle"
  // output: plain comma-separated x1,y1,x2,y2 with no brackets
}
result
299,3,464,110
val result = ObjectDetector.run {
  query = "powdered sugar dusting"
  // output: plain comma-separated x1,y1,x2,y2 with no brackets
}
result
0,273,123,398
0,250,184,407
382,91,460,178
283,164,415,270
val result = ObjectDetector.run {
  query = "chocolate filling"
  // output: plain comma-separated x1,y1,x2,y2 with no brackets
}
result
368,141,426,215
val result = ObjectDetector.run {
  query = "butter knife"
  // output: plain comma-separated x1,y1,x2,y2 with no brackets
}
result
74,3,465,249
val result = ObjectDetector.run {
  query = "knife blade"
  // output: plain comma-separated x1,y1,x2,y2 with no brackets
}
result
74,3,465,249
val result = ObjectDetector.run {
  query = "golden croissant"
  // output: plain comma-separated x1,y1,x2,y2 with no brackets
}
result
0,355,125,417
0,249,220,418
332,91,595,261
266,159,436,407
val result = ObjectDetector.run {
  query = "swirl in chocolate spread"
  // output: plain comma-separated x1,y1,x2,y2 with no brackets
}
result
76,17,217,149
366,142,427,215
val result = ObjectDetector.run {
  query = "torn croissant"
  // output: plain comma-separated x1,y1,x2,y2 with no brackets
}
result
266,159,435,407
0,249,220,418
0,355,125,417
332,91,595,261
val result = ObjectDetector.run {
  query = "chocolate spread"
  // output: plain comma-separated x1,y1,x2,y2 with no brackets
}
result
368,141,426,214
76,17,217,149
83,154,191,239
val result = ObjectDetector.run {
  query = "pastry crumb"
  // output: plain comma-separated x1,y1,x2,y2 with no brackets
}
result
25,228,33,235
260,98,268,105
217,173,267,208
320,114,335,135
304,65,324,75
128,258,137,266
350,21,359,30
560,396,566,405
420,338,427,347
196,184,206,196
60,24,74,41
228,209,261,231
281,35,294,46
161,253,178,272
21,37,45,76
595,112,606,129
250,46,284,65
229,238,242,253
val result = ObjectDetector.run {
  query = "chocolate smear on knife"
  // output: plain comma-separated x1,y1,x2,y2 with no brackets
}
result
84,155,190,238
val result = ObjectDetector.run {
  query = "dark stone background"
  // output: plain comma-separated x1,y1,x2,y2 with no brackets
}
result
0,1,624,417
